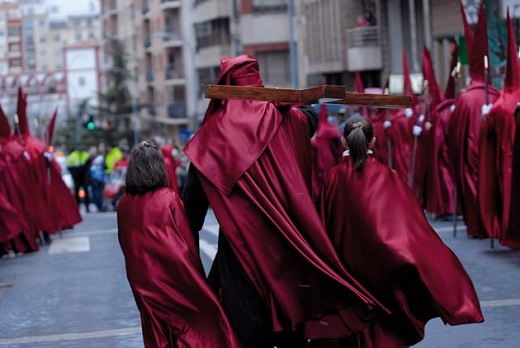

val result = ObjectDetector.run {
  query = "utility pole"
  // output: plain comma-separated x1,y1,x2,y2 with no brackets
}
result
288,0,298,88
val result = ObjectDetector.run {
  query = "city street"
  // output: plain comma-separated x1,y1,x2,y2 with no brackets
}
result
0,208,519,347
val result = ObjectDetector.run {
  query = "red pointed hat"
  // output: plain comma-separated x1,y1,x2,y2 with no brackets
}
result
16,87,30,135
402,48,418,106
355,71,364,93
460,1,474,57
46,108,58,145
504,9,520,91
0,105,11,138
421,47,444,108
469,2,489,82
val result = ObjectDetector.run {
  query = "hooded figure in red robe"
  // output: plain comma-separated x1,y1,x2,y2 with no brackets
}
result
0,107,38,255
447,3,500,238
509,104,520,246
426,44,459,217
478,11,520,249
160,142,180,193
382,49,418,184
15,89,81,233
183,55,389,348
310,104,343,200
118,142,239,348
318,115,483,347
411,48,445,206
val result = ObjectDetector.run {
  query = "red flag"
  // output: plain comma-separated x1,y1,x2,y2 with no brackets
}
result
0,105,11,138
16,87,30,135
46,109,58,146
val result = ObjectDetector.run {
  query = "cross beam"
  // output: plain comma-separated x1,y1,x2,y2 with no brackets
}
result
204,85,412,109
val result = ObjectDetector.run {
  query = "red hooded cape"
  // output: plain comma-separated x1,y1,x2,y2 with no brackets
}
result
509,108,520,246
478,11,520,248
447,2,500,238
310,104,342,200
183,55,388,339
159,144,180,193
16,89,81,233
117,188,239,347
318,155,483,347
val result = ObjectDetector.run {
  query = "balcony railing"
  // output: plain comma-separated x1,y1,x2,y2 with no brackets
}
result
161,30,182,42
346,26,382,72
165,65,185,80
346,26,379,48
142,2,149,15
144,35,151,48
168,103,186,118
146,70,154,83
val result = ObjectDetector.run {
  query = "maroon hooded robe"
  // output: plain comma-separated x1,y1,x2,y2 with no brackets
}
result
509,105,520,246
318,155,483,347
16,89,81,232
117,188,239,348
183,55,388,343
478,12,520,248
311,104,343,200
160,144,180,193
448,3,500,238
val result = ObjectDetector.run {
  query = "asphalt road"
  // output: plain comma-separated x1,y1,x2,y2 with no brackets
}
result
0,208,519,347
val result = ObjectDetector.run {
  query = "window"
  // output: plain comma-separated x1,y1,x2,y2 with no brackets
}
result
40,36,46,43
75,32,82,41
9,58,21,67
195,22,212,38
252,0,287,12
54,34,61,42
39,19,45,28
256,50,291,86
78,77,85,86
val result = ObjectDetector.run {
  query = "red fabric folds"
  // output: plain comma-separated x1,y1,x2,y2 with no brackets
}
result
184,55,389,340
117,188,239,348
160,144,180,193
311,104,342,200
447,82,500,238
318,156,483,347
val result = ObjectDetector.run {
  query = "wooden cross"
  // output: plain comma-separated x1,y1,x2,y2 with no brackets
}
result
205,85,412,109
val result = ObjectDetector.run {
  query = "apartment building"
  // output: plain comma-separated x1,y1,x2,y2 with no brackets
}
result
0,2,23,76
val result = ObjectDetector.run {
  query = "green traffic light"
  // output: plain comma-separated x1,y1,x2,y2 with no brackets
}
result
86,122,96,130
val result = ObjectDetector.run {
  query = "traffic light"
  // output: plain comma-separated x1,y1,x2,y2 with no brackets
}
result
84,115,96,130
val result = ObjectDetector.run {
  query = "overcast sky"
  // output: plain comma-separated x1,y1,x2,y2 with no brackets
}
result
45,0,99,16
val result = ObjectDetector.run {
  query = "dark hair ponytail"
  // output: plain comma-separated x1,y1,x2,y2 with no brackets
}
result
343,116,374,170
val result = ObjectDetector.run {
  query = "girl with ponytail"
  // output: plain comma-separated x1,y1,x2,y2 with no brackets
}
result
315,116,483,347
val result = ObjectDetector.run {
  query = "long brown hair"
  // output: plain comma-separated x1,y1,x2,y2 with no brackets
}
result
342,116,374,170
125,141,168,195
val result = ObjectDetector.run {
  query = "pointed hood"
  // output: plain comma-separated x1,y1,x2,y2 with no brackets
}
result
316,104,340,139
460,1,474,57
0,105,11,138
46,108,58,145
504,9,520,91
402,48,418,106
421,47,444,109
16,87,30,135
355,71,364,93
444,43,459,99
469,2,489,82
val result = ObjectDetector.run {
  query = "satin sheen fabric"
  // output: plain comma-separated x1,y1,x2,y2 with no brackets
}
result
478,90,520,248
318,156,483,347
160,144,180,193
426,99,456,216
117,188,239,348
447,81,500,238
310,105,343,200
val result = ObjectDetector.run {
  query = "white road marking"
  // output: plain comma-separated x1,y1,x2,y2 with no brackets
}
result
199,239,218,260
435,226,467,233
48,236,90,254
480,298,520,308
0,327,142,345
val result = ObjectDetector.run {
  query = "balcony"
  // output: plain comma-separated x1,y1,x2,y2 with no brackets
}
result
346,26,382,72
144,35,151,49
167,103,186,118
161,0,181,10
146,70,154,83
161,30,183,47
142,2,150,16
165,65,186,85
